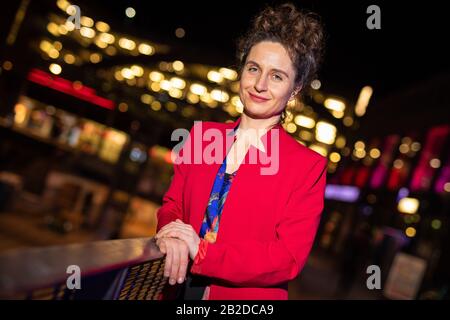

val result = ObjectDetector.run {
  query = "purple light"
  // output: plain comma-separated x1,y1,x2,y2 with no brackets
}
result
383,226,410,247
396,187,410,203
325,184,360,202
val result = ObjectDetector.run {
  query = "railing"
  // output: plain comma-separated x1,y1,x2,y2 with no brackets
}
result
0,237,169,300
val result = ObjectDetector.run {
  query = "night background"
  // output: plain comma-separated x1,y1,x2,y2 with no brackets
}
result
0,0,449,300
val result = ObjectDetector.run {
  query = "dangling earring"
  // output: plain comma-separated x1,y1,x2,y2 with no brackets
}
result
280,109,286,124
289,91,297,101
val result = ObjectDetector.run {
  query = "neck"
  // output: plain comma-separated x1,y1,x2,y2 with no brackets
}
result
238,113,281,132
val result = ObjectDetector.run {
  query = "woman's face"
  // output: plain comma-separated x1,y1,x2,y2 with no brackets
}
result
239,41,299,120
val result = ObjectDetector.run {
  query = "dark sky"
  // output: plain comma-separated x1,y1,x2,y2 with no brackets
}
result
79,0,449,104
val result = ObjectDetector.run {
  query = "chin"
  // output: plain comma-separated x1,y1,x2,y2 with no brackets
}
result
243,106,270,119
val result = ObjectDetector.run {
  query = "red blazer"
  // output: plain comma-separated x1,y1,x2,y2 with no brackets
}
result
157,118,327,300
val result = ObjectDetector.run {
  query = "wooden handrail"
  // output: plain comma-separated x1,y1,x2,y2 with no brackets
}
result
0,237,166,299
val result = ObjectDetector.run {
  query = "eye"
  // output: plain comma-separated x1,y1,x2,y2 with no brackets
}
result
272,74,283,81
247,66,258,73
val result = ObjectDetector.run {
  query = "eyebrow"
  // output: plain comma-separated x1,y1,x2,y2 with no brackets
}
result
246,60,290,79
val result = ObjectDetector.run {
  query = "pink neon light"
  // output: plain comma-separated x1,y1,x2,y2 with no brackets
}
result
410,125,449,191
370,135,400,189
27,69,115,110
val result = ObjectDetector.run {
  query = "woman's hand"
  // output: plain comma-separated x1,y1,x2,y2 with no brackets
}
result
155,237,189,285
155,219,201,260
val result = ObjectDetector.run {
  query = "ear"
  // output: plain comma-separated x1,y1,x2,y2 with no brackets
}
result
289,85,302,101
294,84,303,96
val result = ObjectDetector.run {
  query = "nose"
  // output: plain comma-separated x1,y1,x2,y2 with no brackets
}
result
254,73,268,93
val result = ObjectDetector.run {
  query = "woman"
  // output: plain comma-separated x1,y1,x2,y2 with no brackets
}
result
155,3,327,300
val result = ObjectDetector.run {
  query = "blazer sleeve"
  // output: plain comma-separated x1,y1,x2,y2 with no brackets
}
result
190,156,327,287
156,127,193,232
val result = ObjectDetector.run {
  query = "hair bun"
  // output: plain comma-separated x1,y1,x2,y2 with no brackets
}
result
237,3,325,87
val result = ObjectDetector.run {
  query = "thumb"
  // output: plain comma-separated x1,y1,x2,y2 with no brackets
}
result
159,243,167,254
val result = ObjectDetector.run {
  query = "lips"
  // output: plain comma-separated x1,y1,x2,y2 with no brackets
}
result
248,92,270,103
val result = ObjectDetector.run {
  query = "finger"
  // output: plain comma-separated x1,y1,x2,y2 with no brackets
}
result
157,224,173,235
164,241,173,278
169,242,180,285
158,222,177,234
163,221,189,231
160,220,184,231
176,222,195,232
156,227,180,239
159,232,191,248
174,219,190,229
177,244,189,284
162,229,192,242
163,231,194,260
157,227,192,239
157,239,167,254
156,222,186,238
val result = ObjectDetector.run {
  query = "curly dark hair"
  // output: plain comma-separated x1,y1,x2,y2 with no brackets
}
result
237,3,325,89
